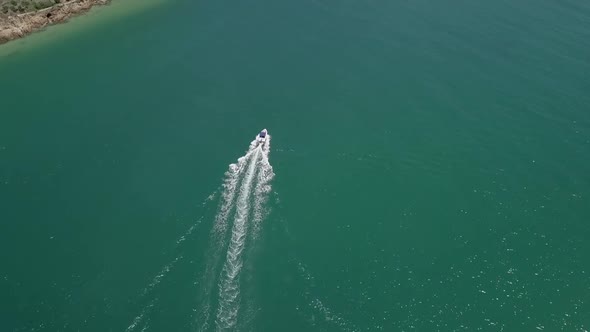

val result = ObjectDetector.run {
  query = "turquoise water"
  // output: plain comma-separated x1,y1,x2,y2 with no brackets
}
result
1,0,590,330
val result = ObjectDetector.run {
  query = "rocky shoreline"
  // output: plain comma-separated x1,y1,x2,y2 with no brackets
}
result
0,0,109,45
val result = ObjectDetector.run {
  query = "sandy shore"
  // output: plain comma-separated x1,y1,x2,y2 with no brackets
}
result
0,0,109,45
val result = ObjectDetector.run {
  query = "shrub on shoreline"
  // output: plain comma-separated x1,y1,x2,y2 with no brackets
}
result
0,0,60,15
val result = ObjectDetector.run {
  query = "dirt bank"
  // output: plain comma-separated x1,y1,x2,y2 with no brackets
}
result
0,0,109,45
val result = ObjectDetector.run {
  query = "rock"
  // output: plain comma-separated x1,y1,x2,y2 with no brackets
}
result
0,0,111,45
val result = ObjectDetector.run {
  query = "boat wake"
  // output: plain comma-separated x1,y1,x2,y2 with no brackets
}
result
297,262,359,332
125,130,273,332
196,130,275,332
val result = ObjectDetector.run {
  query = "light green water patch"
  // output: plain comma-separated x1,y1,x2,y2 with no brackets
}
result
0,0,168,59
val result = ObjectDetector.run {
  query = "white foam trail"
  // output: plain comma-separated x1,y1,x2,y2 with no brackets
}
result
311,298,357,332
175,219,201,246
215,146,261,330
296,262,358,332
197,137,268,332
135,209,208,300
236,136,275,327
126,300,155,332
214,148,255,235
252,135,274,239
140,255,183,298
126,192,216,331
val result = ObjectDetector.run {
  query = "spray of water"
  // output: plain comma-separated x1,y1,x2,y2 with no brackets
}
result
215,132,274,330
252,134,275,239
195,132,274,332
126,197,213,332
126,131,274,332
215,147,261,329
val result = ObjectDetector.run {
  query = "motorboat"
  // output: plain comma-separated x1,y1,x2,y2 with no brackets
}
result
257,129,268,145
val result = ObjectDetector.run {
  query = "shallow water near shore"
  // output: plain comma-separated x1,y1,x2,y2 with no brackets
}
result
0,0,166,59
1,0,590,331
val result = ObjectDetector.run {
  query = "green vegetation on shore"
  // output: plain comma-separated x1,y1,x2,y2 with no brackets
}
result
1,0,61,15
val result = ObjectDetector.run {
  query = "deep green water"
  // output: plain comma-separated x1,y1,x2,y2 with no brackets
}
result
1,0,590,331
